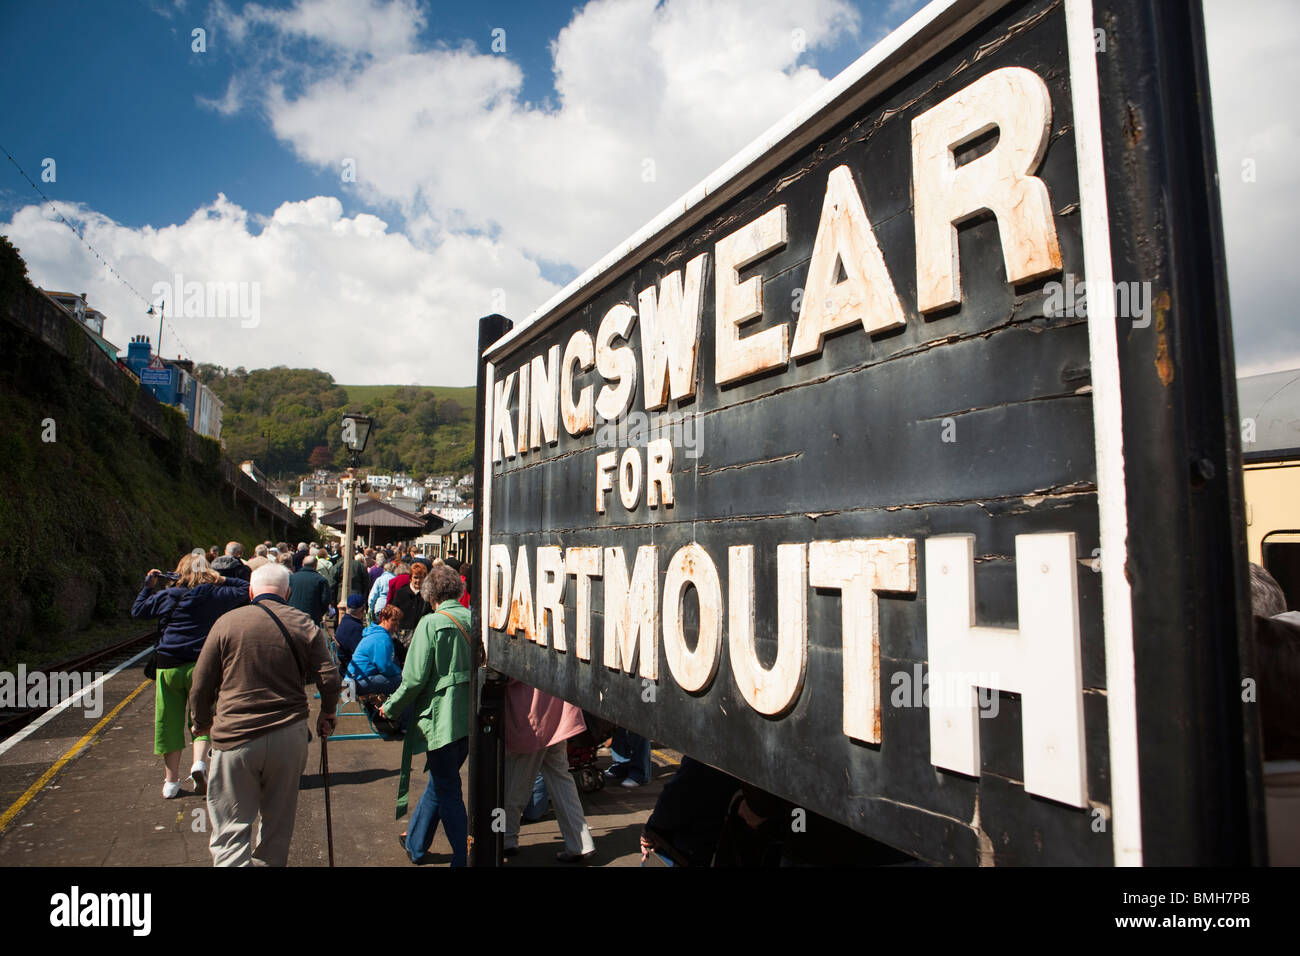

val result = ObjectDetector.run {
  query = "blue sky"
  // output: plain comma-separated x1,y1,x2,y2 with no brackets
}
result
0,0,888,245
0,0,1295,385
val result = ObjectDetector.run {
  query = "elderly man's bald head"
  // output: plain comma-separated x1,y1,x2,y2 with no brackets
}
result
250,562,291,598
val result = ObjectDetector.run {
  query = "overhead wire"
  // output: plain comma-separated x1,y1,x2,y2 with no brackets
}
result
1,141,200,360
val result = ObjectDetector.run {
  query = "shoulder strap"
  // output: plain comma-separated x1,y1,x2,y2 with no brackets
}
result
436,608,481,666
436,608,471,643
256,602,307,683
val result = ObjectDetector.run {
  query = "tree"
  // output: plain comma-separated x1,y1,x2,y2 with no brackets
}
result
308,445,332,468
436,399,463,424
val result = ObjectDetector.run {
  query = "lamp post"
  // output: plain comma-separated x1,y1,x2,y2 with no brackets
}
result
338,413,373,613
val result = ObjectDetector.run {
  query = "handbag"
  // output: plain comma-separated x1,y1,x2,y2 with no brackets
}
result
364,698,405,740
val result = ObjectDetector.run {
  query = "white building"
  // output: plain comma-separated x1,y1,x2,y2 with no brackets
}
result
434,486,462,505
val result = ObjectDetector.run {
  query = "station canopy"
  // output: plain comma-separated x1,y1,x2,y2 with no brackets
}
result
318,496,429,546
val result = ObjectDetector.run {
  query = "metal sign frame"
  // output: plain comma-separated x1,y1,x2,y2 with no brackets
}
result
471,0,1262,865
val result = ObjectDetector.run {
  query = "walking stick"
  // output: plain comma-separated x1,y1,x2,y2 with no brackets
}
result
321,735,335,867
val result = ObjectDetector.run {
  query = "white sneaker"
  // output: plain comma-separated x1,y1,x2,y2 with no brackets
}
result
162,780,183,799
188,762,207,795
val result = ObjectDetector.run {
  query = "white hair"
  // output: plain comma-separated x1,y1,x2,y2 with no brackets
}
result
250,562,291,597
225,541,244,557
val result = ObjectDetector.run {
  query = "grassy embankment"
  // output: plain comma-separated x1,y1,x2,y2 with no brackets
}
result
0,327,287,670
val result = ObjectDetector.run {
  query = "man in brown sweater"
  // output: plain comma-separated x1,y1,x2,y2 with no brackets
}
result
190,562,341,866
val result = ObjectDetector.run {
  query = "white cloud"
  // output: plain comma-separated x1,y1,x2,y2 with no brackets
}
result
3,196,554,385
220,0,425,56
260,0,861,268
1204,0,1300,375
8,0,871,386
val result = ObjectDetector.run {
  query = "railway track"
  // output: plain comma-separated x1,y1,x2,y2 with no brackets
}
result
0,631,157,743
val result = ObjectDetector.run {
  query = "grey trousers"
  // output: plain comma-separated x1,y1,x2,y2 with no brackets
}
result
207,720,309,867
504,741,595,855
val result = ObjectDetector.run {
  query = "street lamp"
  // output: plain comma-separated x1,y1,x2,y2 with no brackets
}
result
338,413,374,613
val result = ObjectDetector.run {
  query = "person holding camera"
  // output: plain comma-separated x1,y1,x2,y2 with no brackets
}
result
132,551,250,798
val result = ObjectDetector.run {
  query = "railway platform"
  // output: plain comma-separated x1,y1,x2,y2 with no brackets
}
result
0,649,675,867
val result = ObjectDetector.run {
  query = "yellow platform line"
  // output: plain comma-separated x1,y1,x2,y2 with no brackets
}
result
0,679,150,835
651,748,680,771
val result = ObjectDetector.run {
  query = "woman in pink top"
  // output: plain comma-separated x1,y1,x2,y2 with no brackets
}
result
503,680,596,862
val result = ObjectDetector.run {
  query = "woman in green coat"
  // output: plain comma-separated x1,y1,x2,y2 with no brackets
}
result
380,562,474,865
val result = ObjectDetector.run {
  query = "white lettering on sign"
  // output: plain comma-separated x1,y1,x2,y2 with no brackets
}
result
561,330,596,437
492,535,1084,763
640,253,706,410
529,346,561,449
809,538,917,744
566,547,603,661
618,447,643,511
728,543,808,716
646,437,674,507
662,543,723,692
535,546,566,650
491,371,517,463
488,543,512,630
508,546,536,641
515,361,530,455
595,450,617,513
486,63,1082,789
925,533,1087,807
791,165,906,358
715,205,789,386
595,303,638,421
491,69,1066,467
912,66,1062,314
603,546,659,680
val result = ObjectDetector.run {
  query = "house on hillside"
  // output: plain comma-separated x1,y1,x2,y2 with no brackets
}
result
41,289,119,363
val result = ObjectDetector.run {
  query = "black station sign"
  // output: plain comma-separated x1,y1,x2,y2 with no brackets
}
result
474,0,1260,865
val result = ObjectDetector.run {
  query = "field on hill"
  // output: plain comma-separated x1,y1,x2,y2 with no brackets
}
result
342,384,476,407
199,366,480,478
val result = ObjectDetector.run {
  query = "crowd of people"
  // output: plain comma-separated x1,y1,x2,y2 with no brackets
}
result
130,536,540,868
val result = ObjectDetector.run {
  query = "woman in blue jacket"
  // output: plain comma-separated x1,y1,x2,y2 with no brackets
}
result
132,551,249,798
345,603,405,696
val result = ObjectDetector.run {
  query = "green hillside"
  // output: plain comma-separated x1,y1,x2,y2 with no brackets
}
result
199,366,479,478
0,331,288,667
